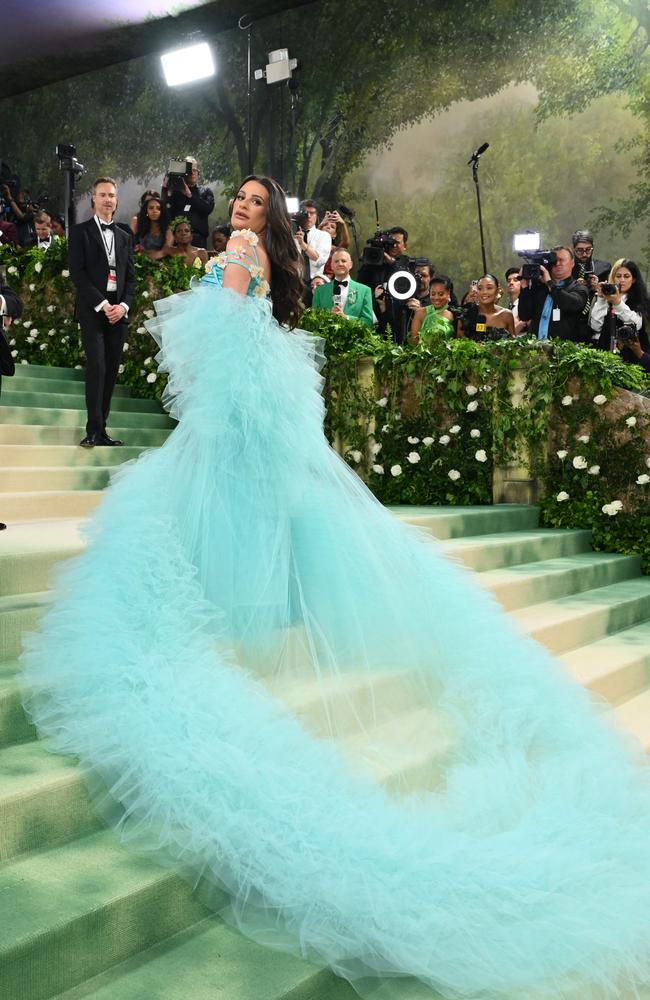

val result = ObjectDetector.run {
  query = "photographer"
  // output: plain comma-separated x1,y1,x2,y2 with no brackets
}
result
358,226,411,343
406,259,435,311
2,185,37,246
517,245,589,343
571,229,611,283
0,281,22,530
589,258,650,372
319,210,350,278
162,158,214,249
295,200,331,280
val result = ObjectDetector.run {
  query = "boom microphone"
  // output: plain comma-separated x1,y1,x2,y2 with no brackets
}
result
467,142,489,165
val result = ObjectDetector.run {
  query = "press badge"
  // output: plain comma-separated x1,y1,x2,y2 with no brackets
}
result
475,322,487,333
107,270,118,292
552,308,561,322
184,204,191,213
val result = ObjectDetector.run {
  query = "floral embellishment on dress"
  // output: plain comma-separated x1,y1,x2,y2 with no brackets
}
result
254,280,270,298
204,257,217,273
192,256,205,270
230,228,259,246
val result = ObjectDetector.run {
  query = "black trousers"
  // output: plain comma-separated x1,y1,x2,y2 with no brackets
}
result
78,301,127,437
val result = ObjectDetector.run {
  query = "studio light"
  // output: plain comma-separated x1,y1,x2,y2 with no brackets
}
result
161,42,215,87
285,196,300,213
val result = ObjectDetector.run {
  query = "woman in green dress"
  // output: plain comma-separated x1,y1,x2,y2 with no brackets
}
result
411,274,455,345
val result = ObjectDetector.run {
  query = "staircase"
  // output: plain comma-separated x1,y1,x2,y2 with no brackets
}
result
1,364,650,1000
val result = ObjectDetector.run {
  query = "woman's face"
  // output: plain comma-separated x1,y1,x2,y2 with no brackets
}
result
146,199,161,222
430,284,450,309
231,181,268,234
614,267,634,294
175,222,192,245
321,220,336,237
477,276,499,306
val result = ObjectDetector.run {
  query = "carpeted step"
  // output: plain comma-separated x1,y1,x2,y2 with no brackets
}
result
0,520,84,597
0,661,36,746
12,364,85,381
0,444,145,468
0,590,52,661
57,916,358,1000
0,490,103,521
0,423,170,447
2,389,163,414
8,376,131,397
443,528,592,572
0,467,113,492
478,551,641,611
0,741,100,861
560,620,650,705
0,828,210,1000
614,688,650,751
394,503,539,539
512,578,650,654
0,404,172,428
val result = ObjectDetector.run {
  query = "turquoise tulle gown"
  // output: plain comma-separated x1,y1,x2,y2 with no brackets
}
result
21,231,650,1000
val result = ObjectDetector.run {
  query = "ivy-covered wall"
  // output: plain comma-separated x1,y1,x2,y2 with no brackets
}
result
3,242,650,570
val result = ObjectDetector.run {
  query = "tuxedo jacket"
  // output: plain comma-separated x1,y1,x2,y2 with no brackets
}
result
68,218,135,314
312,278,374,328
0,284,22,391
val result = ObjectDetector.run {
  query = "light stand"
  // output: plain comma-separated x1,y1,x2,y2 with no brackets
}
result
468,142,489,275
55,144,85,236
238,14,254,175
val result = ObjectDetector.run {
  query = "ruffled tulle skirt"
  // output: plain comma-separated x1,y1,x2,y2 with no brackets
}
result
21,282,650,999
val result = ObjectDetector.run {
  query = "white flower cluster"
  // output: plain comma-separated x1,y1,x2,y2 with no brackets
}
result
602,500,623,516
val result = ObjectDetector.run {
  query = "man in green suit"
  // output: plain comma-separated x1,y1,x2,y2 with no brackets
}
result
312,249,374,327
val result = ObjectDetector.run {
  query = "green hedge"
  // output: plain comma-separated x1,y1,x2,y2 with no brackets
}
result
3,242,650,570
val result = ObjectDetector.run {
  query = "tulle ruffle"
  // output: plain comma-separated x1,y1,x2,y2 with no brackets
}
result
21,280,650,1000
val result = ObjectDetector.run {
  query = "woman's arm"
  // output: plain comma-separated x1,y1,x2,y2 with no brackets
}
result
410,307,426,341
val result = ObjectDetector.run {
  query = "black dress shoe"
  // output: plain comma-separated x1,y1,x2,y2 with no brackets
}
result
0,523,6,531
79,434,101,448
98,433,124,447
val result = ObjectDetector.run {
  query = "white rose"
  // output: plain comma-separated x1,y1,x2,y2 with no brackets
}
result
577,435,589,443
637,474,650,485
588,465,600,475
466,400,478,412
118,365,124,374
561,395,573,406
377,397,388,407
449,425,461,434
39,343,47,351
31,328,39,336
556,450,568,460
61,269,70,278
8,338,15,345
74,364,82,369
439,434,451,445
626,416,637,427
407,436,420,444
593,394,607,405
372,464,384,474
123,343,129,351
465,384,478,395
470,429,481,439
556,491,569,502
47,328,55,336
448,469,461,481
10,349,17,357
7,265,17,274
47,304,56,313
23,320,32,328
371,442,382,456
34,261,43,273
407,452,420,464
390,464,402,477
141,290,149,299
137,326,147,334
144,357,153,366
20,359,29,364
572,455,588,470
602,503,620,516
146,372,157,384
475,449,487,463
140,369,145,376
381,424,390,434
145,309,155,319
349,450,362,463
394,412,401,421
422,437,434,446
435,375,444,384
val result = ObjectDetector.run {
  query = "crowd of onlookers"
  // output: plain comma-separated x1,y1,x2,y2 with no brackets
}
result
1,155,649,373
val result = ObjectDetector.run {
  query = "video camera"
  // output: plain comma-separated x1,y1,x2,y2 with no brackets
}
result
513,231,557,281
56,144,85,176
361,229,399,267
167,157,193,194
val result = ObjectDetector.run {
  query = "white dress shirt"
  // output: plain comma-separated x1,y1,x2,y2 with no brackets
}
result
301,226,332,280
332,277,350,310
589,293,642,339
93,215,129,317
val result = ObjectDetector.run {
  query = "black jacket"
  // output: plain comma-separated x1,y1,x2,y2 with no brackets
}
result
518,279,589,343
164,184,214,244
0,283,22,382
68,218,135,313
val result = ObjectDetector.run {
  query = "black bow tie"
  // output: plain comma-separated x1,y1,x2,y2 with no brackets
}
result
335,279,348,287
100,222,115,231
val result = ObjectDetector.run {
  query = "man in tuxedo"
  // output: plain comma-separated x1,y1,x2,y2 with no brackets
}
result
312,249,374,327
68,177,135,447
0,282,22,530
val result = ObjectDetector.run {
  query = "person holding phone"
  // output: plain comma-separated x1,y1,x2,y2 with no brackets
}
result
589,258,650,371
319,210,350,278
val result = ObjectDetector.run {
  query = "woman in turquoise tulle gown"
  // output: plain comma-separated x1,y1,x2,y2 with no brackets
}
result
21,176,650,1000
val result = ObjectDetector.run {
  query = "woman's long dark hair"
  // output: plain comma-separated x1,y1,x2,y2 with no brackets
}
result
232,175,303,328
135,196,168,242
617,259,650,350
